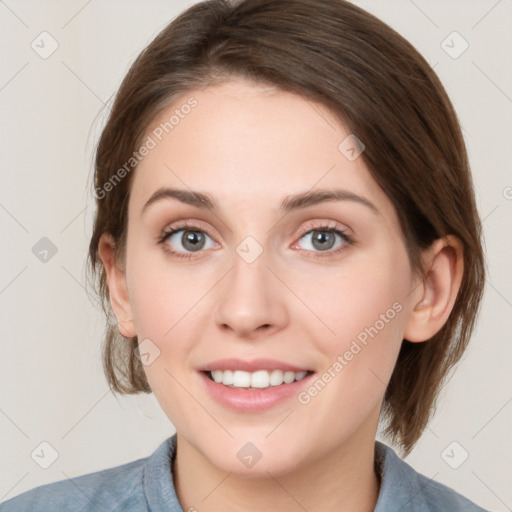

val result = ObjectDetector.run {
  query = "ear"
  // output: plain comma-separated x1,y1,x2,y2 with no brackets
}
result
97,233,136,338
403,235,464,343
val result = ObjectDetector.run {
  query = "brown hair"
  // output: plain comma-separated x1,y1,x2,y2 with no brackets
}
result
87,0,485,455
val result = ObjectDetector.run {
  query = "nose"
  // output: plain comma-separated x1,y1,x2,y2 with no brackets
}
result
213,247,289,339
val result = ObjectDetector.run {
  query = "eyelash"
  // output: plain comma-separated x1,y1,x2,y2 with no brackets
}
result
157,221,353,261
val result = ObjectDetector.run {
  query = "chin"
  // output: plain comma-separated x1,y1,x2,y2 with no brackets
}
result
191,430,308,477
214,448,303,478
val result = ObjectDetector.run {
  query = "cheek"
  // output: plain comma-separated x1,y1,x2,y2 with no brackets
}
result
292,246,410,400
126,243,206,340
293,250,409,348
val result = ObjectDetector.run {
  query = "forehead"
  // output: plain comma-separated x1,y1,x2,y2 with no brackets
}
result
129,79,395,222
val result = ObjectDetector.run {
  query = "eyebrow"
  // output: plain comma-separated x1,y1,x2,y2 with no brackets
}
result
141,187,379,215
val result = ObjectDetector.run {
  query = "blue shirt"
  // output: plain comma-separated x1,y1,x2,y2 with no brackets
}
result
0,434,489,511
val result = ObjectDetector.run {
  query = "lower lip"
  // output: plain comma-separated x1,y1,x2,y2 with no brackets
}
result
199,371,315,412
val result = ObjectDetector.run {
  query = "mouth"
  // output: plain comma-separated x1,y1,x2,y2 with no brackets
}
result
197,358,316,411
197,358,316,413
202,369,314,390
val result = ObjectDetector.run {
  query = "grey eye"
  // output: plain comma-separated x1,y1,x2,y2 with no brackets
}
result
298,229,345,252
167,229,215,253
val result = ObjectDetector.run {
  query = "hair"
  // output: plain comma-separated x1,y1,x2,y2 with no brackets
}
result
87,0,485,455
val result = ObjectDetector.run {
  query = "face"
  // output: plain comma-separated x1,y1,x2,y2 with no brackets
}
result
117,79,420,476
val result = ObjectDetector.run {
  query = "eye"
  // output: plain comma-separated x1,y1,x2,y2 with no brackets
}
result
158,222,219,259
292,223,353,259
157,221,353,261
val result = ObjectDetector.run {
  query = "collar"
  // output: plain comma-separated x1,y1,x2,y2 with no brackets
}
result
142,435,429,512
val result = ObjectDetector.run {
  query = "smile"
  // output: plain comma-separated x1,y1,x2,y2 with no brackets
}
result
207,369,311,389
208,370,308,389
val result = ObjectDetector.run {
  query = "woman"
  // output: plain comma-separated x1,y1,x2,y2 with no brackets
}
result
1,0,488,510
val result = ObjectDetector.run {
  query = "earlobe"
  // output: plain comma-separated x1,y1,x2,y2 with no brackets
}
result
404,235,464,343
97,233,137,338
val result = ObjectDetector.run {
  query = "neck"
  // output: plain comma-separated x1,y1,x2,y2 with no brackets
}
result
172,431,380,512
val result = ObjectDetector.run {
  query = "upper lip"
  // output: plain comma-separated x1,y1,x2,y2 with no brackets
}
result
198,358,312,373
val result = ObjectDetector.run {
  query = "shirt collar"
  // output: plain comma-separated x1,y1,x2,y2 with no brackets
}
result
143,435,429,512
374,440,428,511
143,434,183,511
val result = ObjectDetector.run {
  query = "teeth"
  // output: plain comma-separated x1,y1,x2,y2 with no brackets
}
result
210,369,308,388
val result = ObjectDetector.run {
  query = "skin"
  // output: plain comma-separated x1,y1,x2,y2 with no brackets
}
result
99,78,464,511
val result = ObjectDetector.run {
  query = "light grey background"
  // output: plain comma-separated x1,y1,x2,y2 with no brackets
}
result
0,1,510,510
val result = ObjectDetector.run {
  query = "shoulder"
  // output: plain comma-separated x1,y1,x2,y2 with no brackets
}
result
0,438,173,512
374,441,490,512
0,459,147,512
